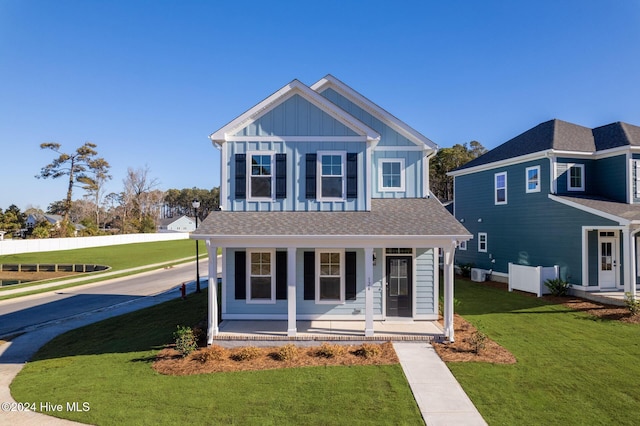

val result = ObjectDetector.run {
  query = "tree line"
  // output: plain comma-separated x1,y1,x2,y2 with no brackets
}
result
0,142,219,239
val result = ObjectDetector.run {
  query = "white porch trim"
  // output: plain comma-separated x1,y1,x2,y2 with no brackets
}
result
287,247,297,336
442,242,456,342
364,247,374,337
206,241,219,345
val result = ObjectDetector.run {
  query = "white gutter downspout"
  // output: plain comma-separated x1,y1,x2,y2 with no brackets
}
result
424,148,437,198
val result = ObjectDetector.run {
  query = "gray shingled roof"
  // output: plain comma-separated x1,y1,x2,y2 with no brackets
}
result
456,119,640,171
554,195,640,223
192,198,470,238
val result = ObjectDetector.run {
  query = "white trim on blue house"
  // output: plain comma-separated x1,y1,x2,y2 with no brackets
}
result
246,249,276,304
210,80,381,145
548,194,633,225
526,165,541,193
378,158,406,192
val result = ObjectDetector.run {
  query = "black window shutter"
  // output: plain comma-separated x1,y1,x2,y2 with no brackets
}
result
345,251,357,300
234,251,246,300
276,251,287,300
275,153,287,199
346,153,358,198
235,154,246,199
304,251,315,300
305,153,316,199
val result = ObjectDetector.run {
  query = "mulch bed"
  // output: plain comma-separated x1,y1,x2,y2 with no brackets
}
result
153,342,399,376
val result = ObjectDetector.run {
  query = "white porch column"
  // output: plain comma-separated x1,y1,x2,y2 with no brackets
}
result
623,227,632,295
205,240,219,345
287,247,297,337
364,247,374,337
443,243,456,342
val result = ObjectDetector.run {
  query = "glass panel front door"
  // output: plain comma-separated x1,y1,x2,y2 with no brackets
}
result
386,256,412,317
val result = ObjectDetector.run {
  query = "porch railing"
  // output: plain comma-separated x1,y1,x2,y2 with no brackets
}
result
508,263,559,297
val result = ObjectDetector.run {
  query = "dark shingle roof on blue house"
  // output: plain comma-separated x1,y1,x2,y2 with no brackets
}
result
455,119,640,172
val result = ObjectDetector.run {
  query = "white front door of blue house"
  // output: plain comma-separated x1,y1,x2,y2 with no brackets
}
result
598,235,618,289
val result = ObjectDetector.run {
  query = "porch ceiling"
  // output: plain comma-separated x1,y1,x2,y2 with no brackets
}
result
192,198,471,241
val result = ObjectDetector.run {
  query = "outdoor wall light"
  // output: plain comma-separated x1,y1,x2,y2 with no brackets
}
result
477,218,483,223
372,252,377,266
459,218,465,223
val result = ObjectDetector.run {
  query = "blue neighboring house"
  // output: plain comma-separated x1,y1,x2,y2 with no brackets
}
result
192,75,470,343
450,118,640,297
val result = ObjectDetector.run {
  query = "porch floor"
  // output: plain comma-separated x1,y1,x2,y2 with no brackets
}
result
214,320,444,342
571,289,630,307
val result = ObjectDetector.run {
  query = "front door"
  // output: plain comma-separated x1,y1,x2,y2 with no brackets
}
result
386,256,412,317
599,236,618,288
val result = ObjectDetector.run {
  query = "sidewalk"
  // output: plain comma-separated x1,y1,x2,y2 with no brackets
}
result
393,342,487,426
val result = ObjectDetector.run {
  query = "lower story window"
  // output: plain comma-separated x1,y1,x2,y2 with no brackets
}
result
248,250,274,303
478,233,487,253
317,250,344,303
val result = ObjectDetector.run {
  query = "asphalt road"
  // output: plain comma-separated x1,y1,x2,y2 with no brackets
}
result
0,259,208,338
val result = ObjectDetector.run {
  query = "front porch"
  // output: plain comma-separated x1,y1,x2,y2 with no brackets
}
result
213,319,444,342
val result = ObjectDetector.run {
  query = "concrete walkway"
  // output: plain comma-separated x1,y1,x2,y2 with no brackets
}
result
393,342,487,426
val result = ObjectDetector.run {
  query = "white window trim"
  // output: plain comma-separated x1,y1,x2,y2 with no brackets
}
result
525,165,541,193
634,160,640,198
315,249,345,304
247,151,275,201
246,249,276,304
459,240,467,251
317,151,346,201
567,163,585,192
378,158,406,192
478,233,487,253
494,172,507,205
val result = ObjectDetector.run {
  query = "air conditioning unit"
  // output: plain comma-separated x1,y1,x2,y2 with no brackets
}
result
471,268,487,282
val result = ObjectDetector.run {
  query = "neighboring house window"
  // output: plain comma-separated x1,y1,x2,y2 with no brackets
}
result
247,250,275,303
378,159,405,192
248,152,273,199
495,172,507,205
318,151,346,200
459,241,467,251
526,166,540,193
316,250,344,303
478,233,487,253
567,164,585,191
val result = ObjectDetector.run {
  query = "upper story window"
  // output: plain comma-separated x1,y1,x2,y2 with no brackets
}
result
378,158,405,192
458,240,467,251
526,166,540,193
635,160,640,198
249,152,273,199
567,164,585,191
318,151,346,200
495,172,507,205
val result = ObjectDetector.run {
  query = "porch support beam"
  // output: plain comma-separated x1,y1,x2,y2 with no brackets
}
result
206,240,219,345
364,247,374,337
623,227,633,296
287,247,297,337
443,242,456,342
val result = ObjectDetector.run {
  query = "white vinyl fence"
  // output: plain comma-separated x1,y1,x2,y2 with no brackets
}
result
508,263,559,297
0,233,189,256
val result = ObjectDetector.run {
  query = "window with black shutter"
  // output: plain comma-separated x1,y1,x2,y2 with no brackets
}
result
235,154,246,199
234,251,246,299
305,154,316,199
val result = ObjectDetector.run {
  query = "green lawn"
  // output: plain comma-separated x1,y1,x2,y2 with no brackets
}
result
0,239,205,298
10,290,423,426
447,278,640,426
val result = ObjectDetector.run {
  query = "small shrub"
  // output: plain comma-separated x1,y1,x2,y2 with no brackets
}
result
545,278,570,297
174,326,198,357
624,292,640,316
231,346,262,362
458,263,474,278
315,342,346,358
467,330,487,355
353,343,381,359
192,345,226,363
273,344,299,362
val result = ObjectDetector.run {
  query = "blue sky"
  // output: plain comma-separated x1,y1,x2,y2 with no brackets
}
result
1,0,640,211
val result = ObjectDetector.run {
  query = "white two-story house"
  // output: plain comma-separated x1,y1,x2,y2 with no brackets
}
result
192,75,470,343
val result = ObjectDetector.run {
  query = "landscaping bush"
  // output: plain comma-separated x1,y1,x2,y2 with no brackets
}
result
458,263,474,278
315,342,347,358
192,345,226,363
173,326,198,357
544,278,570,296
273,344,299,362
624,292,640,316
353,343,381,359
467,331,487,355
231,346,261,362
